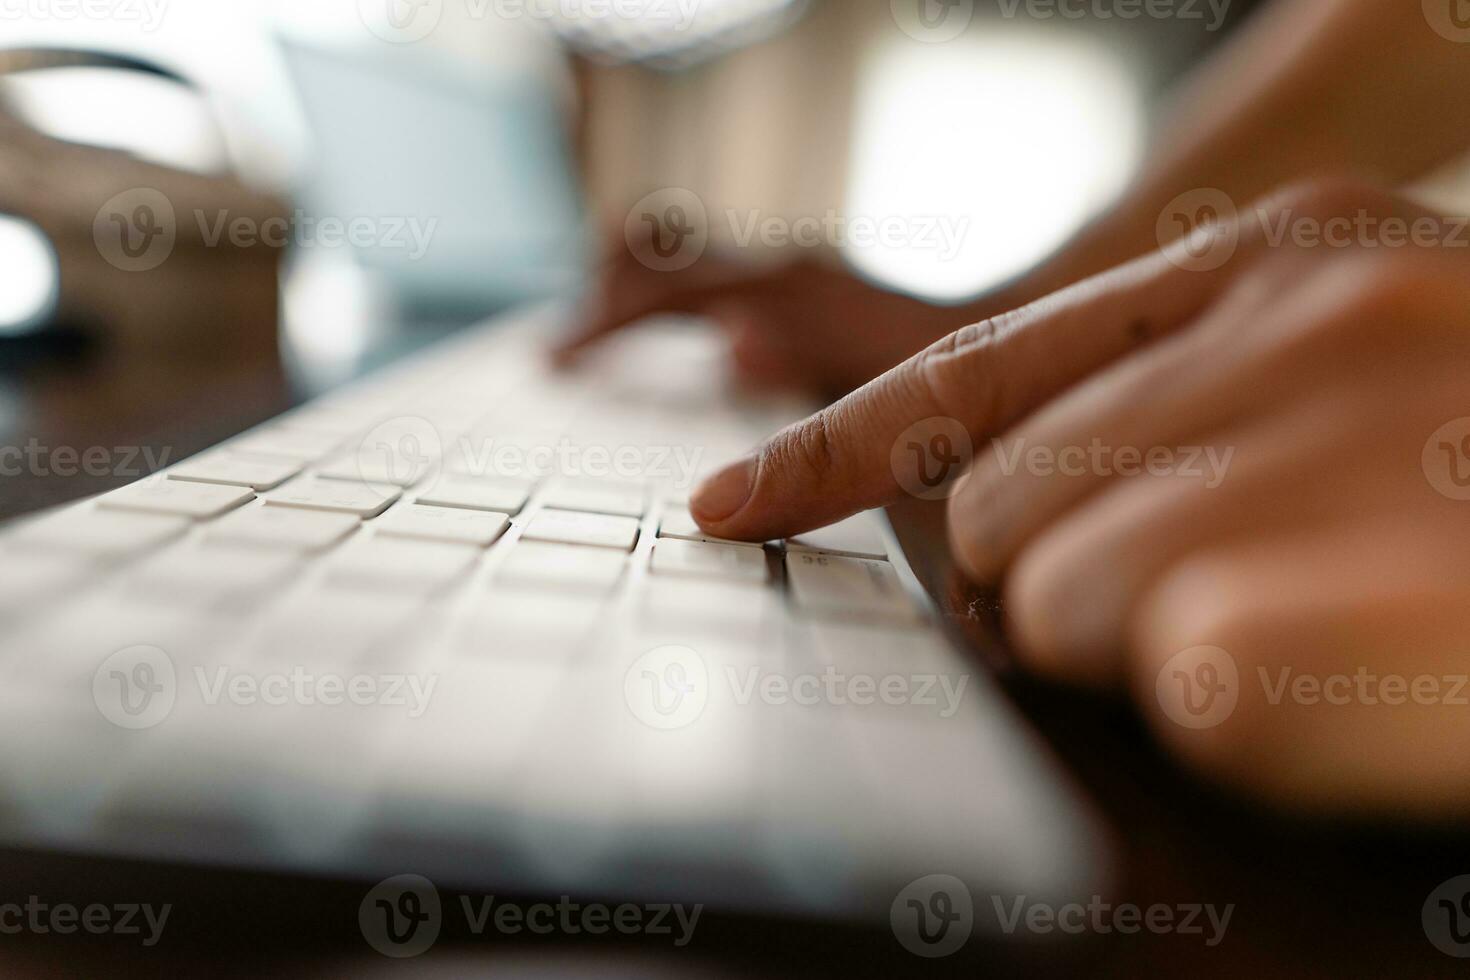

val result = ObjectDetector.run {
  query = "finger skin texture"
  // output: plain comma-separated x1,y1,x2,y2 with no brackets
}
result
1130,523,1470,818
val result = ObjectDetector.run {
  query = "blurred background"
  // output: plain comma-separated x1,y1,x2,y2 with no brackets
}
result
0,0,1270,513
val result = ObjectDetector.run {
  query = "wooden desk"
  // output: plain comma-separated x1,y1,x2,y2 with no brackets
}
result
0,338,1461,978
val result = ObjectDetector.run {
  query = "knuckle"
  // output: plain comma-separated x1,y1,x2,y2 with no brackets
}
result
1255,175,1389,221
765,411,840,484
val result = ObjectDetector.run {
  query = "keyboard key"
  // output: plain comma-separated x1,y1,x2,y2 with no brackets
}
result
9,508,189,559
415,475,532,515
205,506,360,553
785,511,889,560
373,504,510,547
229,427,343,462
265,477,400,518
651,538,767,584
99,478,254,520
168,453,301,491
325,536,480,594
494,542,627,595
658,502,764,548
541,480,645,518
315,453,435,489
785,552,919,623
522,508,639,551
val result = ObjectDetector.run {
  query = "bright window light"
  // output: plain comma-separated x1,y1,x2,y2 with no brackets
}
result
845,30,1144,302
0,215,59,335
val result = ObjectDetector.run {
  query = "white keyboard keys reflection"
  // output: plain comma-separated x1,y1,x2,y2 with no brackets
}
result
373,504,509,547
541,479,645,518
100,478,254,520
415,475,533,514
658,502,764,547
522,508,640,551
168,453,301,491
785,552,918,623
651,538,768,584
265,477,400,518
785,511,889,560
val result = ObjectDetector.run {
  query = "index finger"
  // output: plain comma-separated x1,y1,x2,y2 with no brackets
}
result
689,248,1236,542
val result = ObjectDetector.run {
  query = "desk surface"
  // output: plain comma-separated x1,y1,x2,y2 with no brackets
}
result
0,338,1462,978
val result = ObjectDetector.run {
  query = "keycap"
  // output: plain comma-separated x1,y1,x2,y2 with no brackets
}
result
414,475,532,514
8,508,189,559
205,506,360,553
372,504,510,547
315,453,435,489
494,542,627,595
651,538,768,584
522,508,639,551
785,511,889,560
785,552,918,622
658,502,764,548
228,427,343,462
265,477,400,518
167,453,301,492
541,480,645,518
99,478,254,520
325,536,480,594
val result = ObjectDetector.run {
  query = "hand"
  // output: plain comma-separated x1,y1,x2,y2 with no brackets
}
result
551,228,979,399
690,178,1470,816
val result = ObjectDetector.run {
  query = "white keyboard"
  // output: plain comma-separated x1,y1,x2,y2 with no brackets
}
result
0,310,1101,924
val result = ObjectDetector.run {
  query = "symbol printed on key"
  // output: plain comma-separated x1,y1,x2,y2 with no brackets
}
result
93,645,177,730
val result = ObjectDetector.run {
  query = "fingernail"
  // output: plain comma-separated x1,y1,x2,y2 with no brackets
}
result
691,455,758,523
